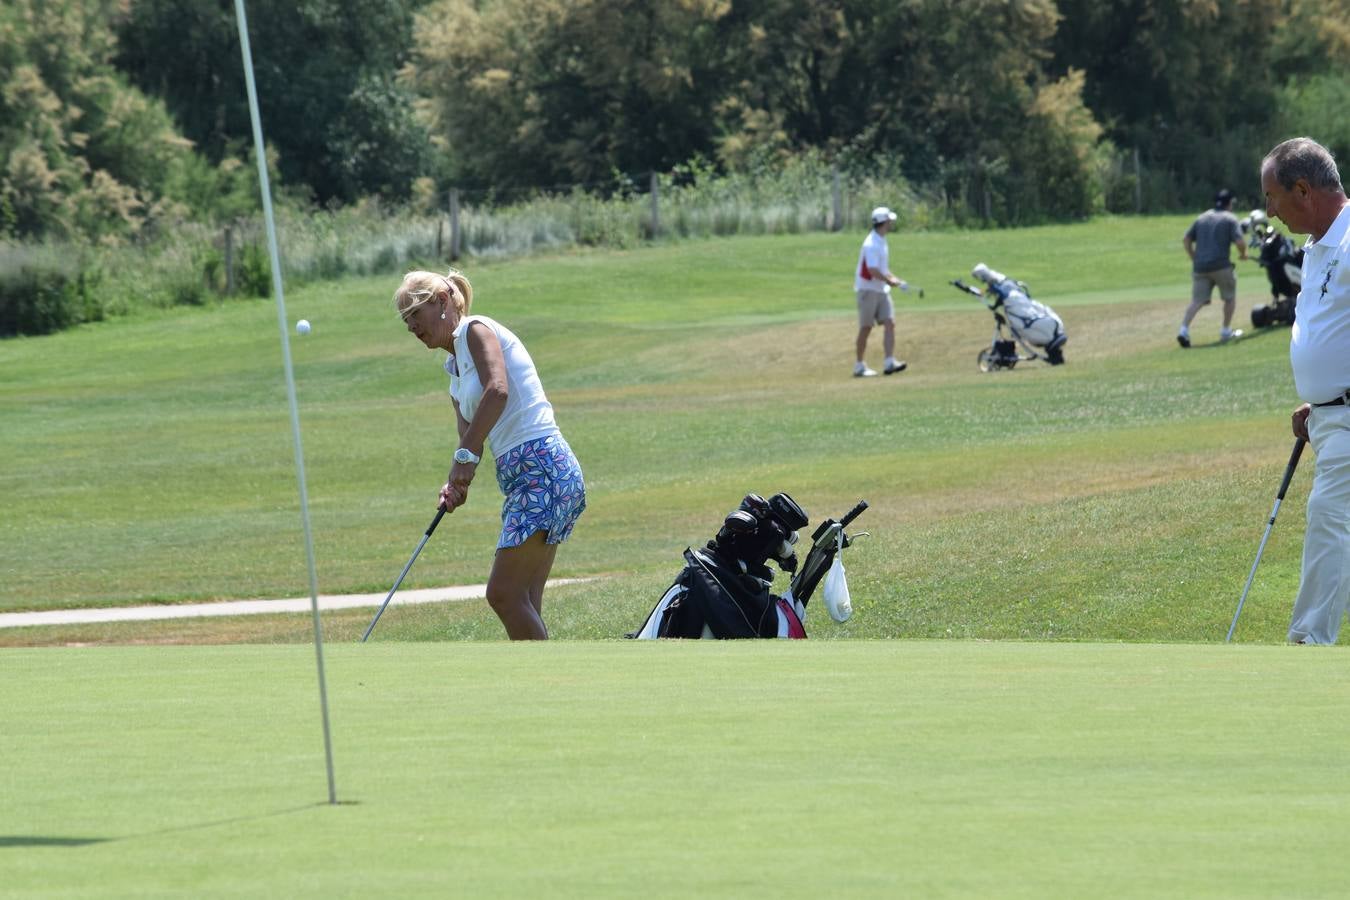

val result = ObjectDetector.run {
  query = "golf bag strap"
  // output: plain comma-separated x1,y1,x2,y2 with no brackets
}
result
775,598,806,638
683,548,779,638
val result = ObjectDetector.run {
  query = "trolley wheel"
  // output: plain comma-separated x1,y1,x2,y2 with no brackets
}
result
978,349,1016,372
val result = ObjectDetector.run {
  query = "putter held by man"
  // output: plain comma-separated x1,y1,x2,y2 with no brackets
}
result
1226,438,1306,642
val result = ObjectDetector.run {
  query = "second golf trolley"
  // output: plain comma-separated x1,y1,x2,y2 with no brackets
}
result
1241,210,1302,329
951,263,1067,372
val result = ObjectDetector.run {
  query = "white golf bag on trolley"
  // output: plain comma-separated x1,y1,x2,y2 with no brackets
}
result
628,494,868,639
949,264,1067,371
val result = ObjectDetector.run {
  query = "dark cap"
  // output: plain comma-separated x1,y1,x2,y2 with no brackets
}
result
1214,188,1234,207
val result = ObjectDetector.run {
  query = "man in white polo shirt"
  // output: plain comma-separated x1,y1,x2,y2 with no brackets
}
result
853,205,910,377
1259,137,1350,643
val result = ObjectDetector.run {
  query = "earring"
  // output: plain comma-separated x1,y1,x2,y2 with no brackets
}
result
440,312,446,320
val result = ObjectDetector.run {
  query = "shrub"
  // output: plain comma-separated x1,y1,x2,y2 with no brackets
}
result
0,244,101,337
236,242,272,298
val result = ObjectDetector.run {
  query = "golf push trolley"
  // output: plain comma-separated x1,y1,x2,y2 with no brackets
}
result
951,263,1067,372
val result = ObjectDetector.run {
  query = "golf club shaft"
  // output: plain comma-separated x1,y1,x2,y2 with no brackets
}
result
1225,438,1306,642
361,507,446,642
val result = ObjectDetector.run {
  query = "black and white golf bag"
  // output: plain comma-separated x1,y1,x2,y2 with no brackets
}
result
1242,211,1301,328
629,494,868,639
952,265,1067,370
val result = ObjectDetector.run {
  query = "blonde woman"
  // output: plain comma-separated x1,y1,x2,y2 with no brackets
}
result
394,269,586,639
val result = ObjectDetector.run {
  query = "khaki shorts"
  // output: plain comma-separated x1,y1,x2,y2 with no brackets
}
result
1192,267,1237,304
857,288,894,327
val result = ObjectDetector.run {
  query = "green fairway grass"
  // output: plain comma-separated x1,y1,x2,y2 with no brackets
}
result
4,642,1349,898
0,215,1310,643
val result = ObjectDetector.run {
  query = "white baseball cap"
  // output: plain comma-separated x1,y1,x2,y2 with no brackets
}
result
870,206,898,225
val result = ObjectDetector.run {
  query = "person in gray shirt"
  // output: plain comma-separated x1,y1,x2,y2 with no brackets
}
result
1178,188,1248,347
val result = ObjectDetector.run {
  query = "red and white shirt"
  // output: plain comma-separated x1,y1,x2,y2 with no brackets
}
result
854,229,891,293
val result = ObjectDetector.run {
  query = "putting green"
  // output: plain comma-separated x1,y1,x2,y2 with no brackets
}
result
4,641,1348,897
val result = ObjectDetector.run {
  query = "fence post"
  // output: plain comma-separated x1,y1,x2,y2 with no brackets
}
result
831,166,843,232
224,224,235,295
448,188,462,261
1133,147,1143,213
649,172,661,238
436,216,443,260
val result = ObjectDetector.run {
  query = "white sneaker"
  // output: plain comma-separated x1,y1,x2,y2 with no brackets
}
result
854,364,878,378
1220,328,1244,343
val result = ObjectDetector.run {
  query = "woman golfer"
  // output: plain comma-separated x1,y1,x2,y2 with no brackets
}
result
395,269,586,639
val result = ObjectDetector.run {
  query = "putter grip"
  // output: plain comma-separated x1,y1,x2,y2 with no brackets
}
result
1277,438,1307,499
427,506,446,535
840,500,869,528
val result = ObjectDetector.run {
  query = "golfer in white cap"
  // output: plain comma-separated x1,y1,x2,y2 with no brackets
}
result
852,206,909,376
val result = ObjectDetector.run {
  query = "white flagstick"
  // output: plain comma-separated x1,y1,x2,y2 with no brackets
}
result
233,0,337,804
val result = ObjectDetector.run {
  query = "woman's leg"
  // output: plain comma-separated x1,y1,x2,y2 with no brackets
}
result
528,539,558,615
486,530,557,640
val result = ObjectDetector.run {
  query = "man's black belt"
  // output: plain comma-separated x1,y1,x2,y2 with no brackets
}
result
1313,390,1350,408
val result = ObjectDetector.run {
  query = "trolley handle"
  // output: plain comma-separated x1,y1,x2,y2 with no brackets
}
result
839,500,869,528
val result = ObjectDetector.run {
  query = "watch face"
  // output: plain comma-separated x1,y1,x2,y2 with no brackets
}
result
455,449,476,464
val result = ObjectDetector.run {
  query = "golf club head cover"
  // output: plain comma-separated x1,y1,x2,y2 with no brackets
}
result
767,493,809,532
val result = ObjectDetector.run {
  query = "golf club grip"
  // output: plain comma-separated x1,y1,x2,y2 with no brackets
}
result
839,500,869,528
1277,438,1306,499
427,506,447,535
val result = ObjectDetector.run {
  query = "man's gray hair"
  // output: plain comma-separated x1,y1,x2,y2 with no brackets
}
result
1263,137,1344,192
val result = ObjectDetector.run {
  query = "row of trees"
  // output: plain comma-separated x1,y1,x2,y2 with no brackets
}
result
3,0,1349,245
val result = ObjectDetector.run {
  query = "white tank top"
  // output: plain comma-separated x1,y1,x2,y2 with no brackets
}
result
444,315,558,459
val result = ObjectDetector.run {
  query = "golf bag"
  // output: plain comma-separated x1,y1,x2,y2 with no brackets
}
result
629,494,868,639
952,264,1067,371
1242,211,1301,328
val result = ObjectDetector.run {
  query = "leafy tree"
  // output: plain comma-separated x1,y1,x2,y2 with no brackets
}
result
115,0,432,204
1265,0,1350,83
407,0,737,189
0,0,195,241
714,0,1094,217
1266,0,1350,162
1048,0,1280,206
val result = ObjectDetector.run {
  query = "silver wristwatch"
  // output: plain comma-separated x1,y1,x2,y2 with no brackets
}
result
453,447,481,465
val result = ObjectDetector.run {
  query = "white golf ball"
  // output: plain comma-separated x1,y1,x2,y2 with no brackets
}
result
296,319,311,335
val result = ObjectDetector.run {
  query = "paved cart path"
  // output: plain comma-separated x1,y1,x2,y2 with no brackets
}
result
0,579,591,629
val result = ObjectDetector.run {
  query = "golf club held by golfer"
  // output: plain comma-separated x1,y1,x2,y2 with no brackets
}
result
1225,437,1306,642
361,506,446,642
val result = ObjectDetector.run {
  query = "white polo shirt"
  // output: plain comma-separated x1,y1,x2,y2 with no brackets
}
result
854,229,891,293
445,315,558,459
1290,203,1350,404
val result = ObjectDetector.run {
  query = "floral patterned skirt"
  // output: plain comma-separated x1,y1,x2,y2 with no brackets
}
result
494,433,586,549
